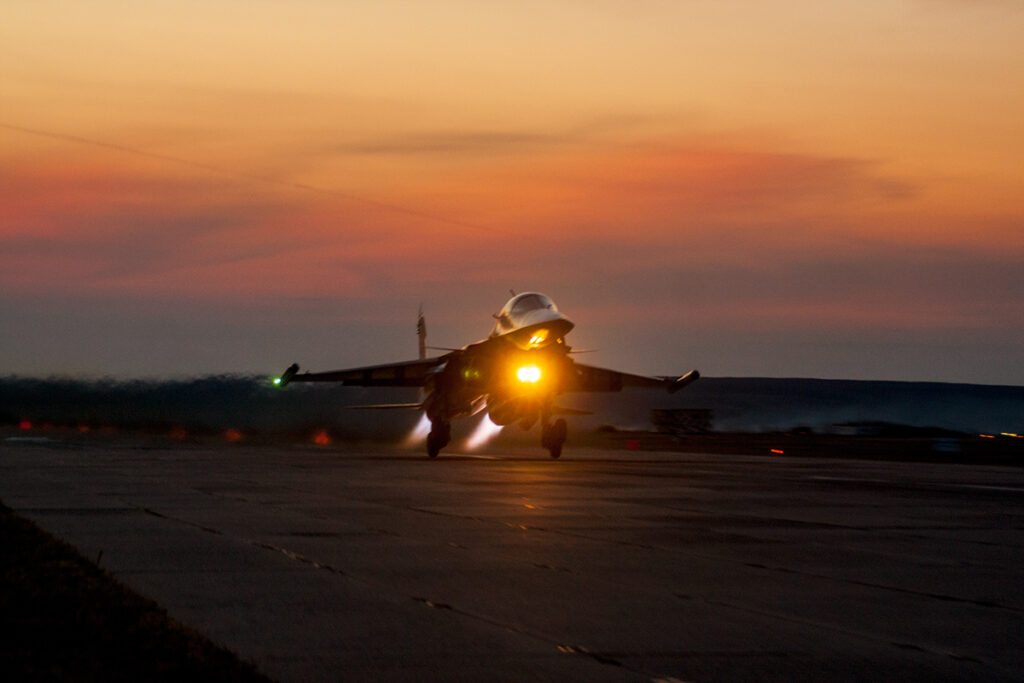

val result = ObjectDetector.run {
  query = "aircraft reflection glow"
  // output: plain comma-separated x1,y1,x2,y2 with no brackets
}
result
466,414,504,450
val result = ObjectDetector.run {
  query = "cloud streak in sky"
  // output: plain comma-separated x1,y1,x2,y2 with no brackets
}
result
4,128,1018,333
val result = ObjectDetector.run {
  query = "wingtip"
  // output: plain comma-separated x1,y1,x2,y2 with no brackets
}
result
667,369,700,394
275,363,300,387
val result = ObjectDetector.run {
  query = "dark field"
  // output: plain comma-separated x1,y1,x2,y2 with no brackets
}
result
0,500,269,682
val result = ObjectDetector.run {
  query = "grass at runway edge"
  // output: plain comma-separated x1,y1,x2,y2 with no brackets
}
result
0,500,273,682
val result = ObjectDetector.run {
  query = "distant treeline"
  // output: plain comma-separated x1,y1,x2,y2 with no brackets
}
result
2,375,1022,438
0,375,420,440
634,377,1024,435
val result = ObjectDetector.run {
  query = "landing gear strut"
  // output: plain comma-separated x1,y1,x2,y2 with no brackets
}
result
426,421,450,459
541,418,567,459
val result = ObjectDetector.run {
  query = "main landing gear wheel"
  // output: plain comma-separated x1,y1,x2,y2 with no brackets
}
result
426,421,451,459
541,418,567,459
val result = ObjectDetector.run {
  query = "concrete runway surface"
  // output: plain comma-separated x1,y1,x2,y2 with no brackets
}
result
2,438,1022,682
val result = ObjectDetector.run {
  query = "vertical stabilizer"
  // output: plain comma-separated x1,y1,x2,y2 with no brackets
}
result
417,306,427,360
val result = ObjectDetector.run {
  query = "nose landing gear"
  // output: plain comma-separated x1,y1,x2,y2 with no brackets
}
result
426,420,451,458
541,418,567,459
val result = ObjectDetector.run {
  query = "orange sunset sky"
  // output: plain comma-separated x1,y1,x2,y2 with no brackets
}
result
2,1,1023,382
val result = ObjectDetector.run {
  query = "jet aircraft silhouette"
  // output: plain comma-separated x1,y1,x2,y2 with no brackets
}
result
276,292,698,458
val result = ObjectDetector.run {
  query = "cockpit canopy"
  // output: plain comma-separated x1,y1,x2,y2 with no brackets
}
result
490,292,573,347
507,293,557,318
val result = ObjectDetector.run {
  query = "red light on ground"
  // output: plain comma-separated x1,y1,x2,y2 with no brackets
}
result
626,439,640,450
169,427,188,440
77,424,91,433
770,449,785,454
224,428,243,442
313,430,330,445
19,420,32,430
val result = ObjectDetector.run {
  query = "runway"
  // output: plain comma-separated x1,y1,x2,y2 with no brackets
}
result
2,438,1022,682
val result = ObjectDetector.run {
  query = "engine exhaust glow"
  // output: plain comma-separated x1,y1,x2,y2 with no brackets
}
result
516,365,542,383
466,414,504,450
405,413,432,445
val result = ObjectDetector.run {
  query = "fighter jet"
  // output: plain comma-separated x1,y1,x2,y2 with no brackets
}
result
275,292,698,458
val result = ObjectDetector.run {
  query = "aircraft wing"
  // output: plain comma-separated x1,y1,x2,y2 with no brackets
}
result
275,358,446,388
568,363,699,394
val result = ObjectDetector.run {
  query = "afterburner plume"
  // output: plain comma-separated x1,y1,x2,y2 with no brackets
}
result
466,414,504,450
405,413,432,446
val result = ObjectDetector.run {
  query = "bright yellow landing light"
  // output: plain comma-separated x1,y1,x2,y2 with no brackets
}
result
517,365,542,383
